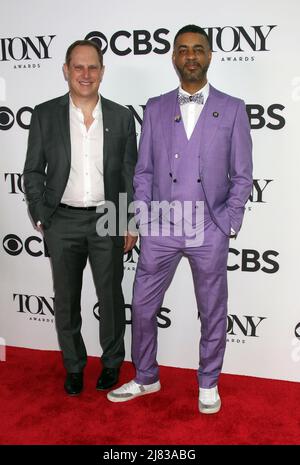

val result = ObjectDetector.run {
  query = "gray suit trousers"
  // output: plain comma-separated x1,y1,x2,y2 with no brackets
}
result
44,205,125,373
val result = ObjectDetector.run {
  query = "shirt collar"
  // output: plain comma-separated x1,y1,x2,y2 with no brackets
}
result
69,94,101,119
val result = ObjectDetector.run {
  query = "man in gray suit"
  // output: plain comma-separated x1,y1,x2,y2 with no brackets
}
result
23,40,137,395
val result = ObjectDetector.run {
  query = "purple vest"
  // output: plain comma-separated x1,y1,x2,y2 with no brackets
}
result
170,103,211,224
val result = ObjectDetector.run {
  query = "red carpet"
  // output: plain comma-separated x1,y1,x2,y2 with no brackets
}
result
0,346,299,445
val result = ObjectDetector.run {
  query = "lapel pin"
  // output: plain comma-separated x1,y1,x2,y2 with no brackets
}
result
105,128,109,132
213,112,219,118
174,115,181,122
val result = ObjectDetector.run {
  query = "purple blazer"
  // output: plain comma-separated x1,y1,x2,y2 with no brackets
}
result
134,85,253,235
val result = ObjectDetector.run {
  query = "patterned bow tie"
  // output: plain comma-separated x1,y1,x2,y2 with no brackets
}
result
178,92,204,105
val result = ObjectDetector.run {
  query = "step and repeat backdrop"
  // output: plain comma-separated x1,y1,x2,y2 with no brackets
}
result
1,0,300,381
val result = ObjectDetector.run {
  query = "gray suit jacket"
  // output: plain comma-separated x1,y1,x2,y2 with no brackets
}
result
23,93,137,238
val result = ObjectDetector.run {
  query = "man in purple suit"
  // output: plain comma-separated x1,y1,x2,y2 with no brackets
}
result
108,25,252,413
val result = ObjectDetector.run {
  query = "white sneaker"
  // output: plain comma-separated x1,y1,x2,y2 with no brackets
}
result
107,379,161,403
199,386,221,414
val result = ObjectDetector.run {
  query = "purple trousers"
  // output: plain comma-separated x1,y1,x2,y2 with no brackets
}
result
131,221,229,388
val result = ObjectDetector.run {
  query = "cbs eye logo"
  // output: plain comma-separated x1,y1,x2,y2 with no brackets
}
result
295,322,300,340
3,234,23,255
85,31,109,54
2,234,49,257
0,106,33,130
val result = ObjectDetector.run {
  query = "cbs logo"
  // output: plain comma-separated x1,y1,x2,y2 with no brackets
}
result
93,303,171,328
228,248,279,273
85,28,170,56
2,234,49,257
0,106,33,130
246,104,285,130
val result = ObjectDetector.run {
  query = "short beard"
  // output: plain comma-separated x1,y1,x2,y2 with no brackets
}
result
176,63,209,83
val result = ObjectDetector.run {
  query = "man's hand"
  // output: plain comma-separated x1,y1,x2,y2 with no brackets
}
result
230,228,237,239
124,231,138,253
36,221,44,233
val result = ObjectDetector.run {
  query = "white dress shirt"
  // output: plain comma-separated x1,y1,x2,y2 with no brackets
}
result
61,95,105,207
179,81,209,139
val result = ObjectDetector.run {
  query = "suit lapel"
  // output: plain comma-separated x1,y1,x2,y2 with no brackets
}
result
160,88,179,167
101,96,113,170
58,93,71,164
197,85,228,174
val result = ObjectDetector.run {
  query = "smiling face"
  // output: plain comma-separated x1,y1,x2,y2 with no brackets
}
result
172,32,212,91
63,45,104,103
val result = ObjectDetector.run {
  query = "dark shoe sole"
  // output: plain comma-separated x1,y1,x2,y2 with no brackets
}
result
64,387,83,396
96,380,118,391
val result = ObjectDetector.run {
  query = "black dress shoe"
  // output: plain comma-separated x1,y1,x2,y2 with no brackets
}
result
64,372,83,395
96,367,119,390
